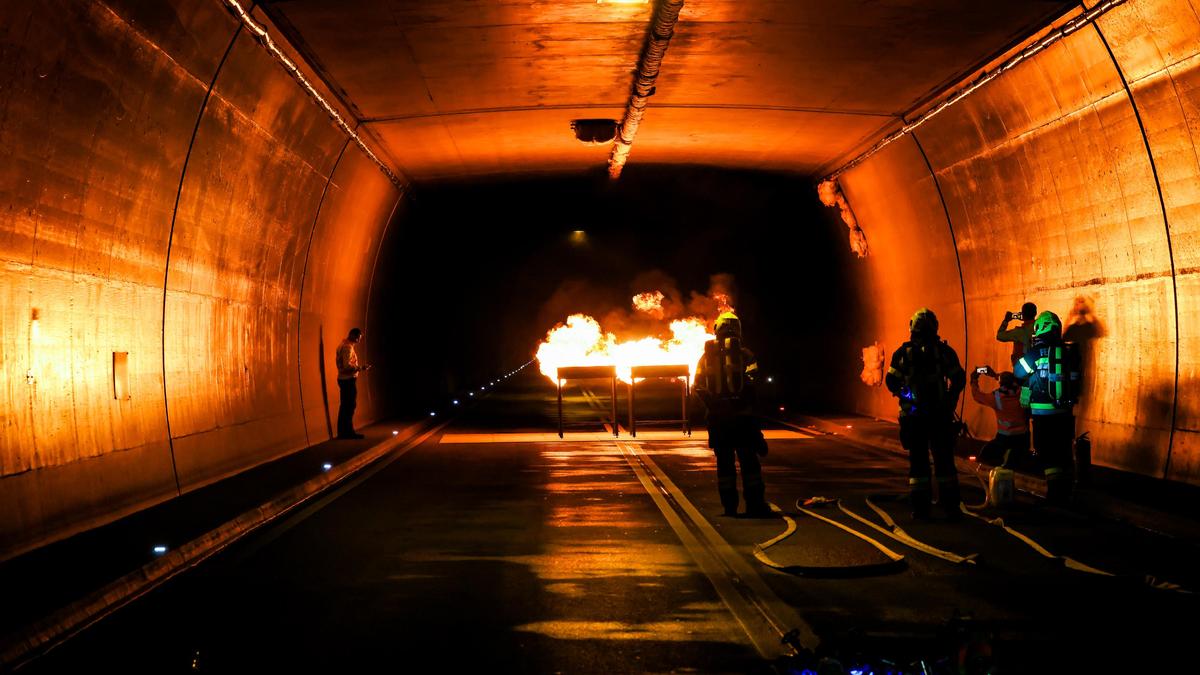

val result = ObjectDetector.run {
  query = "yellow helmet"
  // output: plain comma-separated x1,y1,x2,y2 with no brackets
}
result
910,307,938,338
714,311,742,339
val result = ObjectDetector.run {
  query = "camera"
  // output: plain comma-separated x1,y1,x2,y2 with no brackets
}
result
975,366,990,375
1008,310,1024,321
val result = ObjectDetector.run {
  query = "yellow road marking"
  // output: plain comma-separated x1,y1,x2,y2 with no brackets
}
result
617,441,820,657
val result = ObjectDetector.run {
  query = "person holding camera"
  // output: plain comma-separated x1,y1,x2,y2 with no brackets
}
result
997,301,1037,366
694,312,771,518
885,308,966,520
970,366,1030,469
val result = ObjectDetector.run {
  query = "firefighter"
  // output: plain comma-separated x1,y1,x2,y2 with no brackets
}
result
970,366,1030,469
694,311,770,517
885,308,966,519
1013,311,1082,504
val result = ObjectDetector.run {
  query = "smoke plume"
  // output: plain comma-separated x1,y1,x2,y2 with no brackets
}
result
818,179,868,258
860,341,885,386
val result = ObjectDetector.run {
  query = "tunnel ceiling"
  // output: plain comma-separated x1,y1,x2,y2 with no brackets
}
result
260,0,1074,183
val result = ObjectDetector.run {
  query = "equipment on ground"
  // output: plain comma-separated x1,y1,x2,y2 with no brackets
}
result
988,467,1015,507
1075,432,1091,485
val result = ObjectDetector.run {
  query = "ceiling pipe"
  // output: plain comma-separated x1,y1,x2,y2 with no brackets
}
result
608,0,686,180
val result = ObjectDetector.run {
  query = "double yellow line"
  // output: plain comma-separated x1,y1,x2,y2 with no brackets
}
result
616,441,820,659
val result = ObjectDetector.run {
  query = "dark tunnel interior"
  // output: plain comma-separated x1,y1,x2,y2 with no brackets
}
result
370,168,864,416
7,0,1200,671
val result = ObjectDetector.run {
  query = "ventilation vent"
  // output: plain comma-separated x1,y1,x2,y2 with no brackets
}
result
113,352,130,400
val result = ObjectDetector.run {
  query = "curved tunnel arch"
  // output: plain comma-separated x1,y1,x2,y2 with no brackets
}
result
840,0,1199,484
0,0,402,558
4,0,1200,562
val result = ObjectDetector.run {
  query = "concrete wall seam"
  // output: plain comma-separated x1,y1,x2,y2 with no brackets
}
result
911,130,971,417
159,23,245,497
1089,20,1181,479
295,136,354,450
361,195,406,420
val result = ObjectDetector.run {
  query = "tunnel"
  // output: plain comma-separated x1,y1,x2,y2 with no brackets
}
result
4,0,1200,672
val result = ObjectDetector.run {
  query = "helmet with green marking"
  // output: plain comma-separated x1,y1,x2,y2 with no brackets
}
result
909,307,938,340
1032,311,1062,344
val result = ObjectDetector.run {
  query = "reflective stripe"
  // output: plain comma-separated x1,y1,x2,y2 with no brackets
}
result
1030,402,1059,410
908,477,930,486
996,429,1027,436
1044,467,1065,478
1016,357,1033,376
887,367,901,377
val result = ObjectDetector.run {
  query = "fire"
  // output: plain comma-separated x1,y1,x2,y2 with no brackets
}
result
536,312,718,385
536,314,712,384
632,291,665,317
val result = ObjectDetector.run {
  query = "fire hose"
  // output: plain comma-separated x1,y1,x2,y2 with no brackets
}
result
752,501,907,578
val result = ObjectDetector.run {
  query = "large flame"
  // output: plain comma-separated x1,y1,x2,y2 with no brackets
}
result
536,292,729,385
632,291,665,318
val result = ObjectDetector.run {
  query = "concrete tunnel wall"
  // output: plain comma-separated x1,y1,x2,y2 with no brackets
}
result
0,0,402,559
842,0,1200,486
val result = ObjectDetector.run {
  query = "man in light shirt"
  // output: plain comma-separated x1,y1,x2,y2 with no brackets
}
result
336,327,371,439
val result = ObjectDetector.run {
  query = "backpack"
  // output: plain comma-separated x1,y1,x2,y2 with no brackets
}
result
902,341,951,408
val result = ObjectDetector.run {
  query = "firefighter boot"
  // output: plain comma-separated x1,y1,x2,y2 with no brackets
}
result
909,476,932,520
937,476,962,521
710,466,739,511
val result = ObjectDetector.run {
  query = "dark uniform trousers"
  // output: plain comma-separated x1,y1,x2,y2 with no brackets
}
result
898,413,960,516
337,378,358,437
1032,413,1075,503
709,415,765,513
980,432,1031,469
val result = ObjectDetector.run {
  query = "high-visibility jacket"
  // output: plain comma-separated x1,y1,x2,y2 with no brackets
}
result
694,336,758,416
885,339,965,418
1013,342,1082,416
336,339,361,380
970,381,1028,435
997,320,1034,363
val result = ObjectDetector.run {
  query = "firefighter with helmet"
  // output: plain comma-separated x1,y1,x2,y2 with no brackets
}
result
1013,311,1082,504
885,308,967,519
694,311,771,518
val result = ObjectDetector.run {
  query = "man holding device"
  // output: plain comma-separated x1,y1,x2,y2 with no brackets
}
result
970,365,1030,468
996,301,1037,366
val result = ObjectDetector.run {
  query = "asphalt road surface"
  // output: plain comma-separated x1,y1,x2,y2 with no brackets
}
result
24,370,1200,673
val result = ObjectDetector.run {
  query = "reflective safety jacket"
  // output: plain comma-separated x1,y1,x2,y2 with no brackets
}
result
970,380,1029,435
336,339,361,380
1014,342,1081,416
694,336,758,417
885,339,965,418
